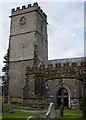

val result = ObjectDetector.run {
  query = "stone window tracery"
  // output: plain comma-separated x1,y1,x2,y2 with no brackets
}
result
57,88,68,108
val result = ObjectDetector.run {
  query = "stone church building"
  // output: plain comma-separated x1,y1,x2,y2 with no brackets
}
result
6,3,86,109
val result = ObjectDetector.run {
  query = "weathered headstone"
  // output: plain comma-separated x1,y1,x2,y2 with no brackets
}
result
46,102,56,118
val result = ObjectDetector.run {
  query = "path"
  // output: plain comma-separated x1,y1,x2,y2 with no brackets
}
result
14,109,60,118
14,109,47,118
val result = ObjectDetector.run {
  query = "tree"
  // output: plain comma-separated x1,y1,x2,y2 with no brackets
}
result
2,49,9,100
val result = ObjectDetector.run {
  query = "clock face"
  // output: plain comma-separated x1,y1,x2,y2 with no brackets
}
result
20,16,26,25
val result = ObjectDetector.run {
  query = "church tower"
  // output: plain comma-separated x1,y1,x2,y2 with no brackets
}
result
8,3,48,102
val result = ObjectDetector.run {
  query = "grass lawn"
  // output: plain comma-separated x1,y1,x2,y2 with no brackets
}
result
57,110,86,120
2,110,39,120
2,103,86,120
64,110,82,118
2,103,41,119
3,103,42,110
2,109,86,120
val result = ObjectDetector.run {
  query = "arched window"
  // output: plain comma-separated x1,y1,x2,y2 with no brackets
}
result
35,78,46,96
57,88,68,108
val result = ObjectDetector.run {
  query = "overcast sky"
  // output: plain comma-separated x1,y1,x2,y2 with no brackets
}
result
0,0,85,75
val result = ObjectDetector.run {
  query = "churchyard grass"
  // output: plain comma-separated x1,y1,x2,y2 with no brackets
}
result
64,110,82,118
56,110,86,119
2,110,39,119
3,104,86,119
3,103,42,110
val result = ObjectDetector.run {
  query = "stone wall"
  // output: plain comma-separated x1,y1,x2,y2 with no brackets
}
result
25,60,86,109
9,60,34,98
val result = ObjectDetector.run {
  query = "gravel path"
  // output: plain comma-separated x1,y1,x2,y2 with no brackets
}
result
14,109,60,118
14,109,47,118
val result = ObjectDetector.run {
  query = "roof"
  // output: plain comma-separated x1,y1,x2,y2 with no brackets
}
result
41,57,86,67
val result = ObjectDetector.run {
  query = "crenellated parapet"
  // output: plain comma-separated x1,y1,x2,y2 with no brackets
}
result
26,61,86,80
27,61,86,71
10,2,47,21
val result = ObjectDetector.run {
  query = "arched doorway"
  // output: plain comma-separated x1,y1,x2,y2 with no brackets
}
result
57,88,68,108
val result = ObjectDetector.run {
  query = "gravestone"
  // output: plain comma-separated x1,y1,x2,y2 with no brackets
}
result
46,102,56,118
27,116,35,120
6,96,13,113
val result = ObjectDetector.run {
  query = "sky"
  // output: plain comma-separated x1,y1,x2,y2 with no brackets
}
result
0,0,85,76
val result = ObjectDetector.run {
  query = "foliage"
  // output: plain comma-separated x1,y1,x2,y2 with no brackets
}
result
80,97,86,118
2,53,9,73
2,50,9,97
